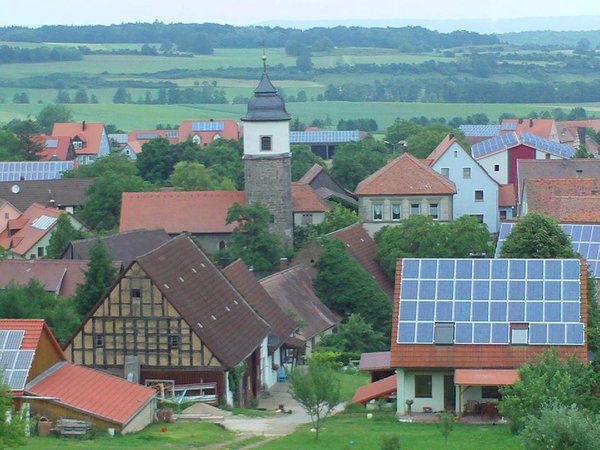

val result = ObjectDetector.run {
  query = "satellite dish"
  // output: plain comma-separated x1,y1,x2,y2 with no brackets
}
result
11,185,20,194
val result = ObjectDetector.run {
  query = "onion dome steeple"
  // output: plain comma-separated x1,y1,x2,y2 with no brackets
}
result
242,53,291,122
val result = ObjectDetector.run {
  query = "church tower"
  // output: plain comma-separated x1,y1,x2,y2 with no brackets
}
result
242,55,293,248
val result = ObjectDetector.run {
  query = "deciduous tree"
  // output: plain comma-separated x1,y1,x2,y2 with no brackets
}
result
169,161,235,191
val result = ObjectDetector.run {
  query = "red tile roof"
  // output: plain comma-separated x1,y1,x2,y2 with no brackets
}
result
524,178,600,223
119,191,245,234
329,223,394,300
178,119,240,143
559,119,600,133
358,351,391,371
352,374,396,404
454,369,518,386
501,118,557,140
498,183,515,208
292,182,332,213
0,203,81,257
356,152,456,196
0,319,47,351
0,259,90,297
424,134,459,166
34,135,74,161
52,122,106,155
26,362,155,427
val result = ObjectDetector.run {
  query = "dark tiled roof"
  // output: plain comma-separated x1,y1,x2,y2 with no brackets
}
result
223,259,297,348
260,266,339,342
136,235,270,369
0,178,94,212
242,72,291,122
329,223,394,300
65,229,172,267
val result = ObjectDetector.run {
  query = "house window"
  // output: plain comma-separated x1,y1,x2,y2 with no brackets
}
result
168,334,180,349
37,246,44,258
72,141,83,149
463,167,471,179
372,204,383,221
301,213,313,225
441,168,450,178
410,203,421,215
94,334,104,348
192,134,201,145
470,214,484,224
130,288,141,299
500,210,507,221
545,153,551,159
511,325,529,345
219,240,227,251
481,386,501,399
434,322,455,345
4,213,8,219
475,190,484,201
429,203,439,220
269,214,275,224
260,136,272,151
453,150,458,158
391,204,401,221
494,164,500,172
414,375,433,398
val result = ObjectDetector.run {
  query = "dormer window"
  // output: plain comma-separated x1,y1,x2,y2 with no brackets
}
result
72,141,83,149
213,133,222,141
261,136,272,151
192,134,201,145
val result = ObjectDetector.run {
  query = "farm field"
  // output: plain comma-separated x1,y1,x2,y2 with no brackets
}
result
1,100,597,132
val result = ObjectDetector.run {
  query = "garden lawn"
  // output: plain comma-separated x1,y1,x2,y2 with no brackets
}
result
21,422,235,450
257,413,521,450
338,371,370,402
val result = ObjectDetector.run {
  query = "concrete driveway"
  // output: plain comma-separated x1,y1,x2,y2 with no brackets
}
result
222,382,344,436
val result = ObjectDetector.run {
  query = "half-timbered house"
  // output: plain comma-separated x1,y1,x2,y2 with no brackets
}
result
64,234,270,406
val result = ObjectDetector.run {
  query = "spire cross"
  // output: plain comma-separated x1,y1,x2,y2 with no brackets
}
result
259,40,267,72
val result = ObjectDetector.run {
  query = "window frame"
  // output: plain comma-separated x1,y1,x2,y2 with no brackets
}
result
391,204,401,221
429,203,439,220
434,322,455,345
372,204,383,221
94,334,104,348
475,190,484,202
510,324,529,345
463,167,471,179
494,164,500,172
260,135,273,151
130,288,141,299
410,203,421,215
441,167,450,178
37,246,44,258
414,374,433,398
168,334,181,349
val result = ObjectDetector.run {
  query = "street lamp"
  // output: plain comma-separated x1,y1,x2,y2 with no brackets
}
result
383,140,407,153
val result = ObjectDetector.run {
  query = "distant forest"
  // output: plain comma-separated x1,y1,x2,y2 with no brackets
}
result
0,23,498,53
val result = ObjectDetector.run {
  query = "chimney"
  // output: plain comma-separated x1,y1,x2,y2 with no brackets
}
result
448,133,454,140
518,118,523,124
280,257,290,271
82,120,86,131
529,118,534,127
577,127,586,147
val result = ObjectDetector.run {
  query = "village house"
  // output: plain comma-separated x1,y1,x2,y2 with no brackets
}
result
425,134,502,233
291,181,331,226
0,199,21,231
1,319,156,434
297,163,358,207
64,235,271,407
389,257,587,416
33,135,76,161
0,203,86,259
356,152,456,237
52,121,110,165
178,119,240,145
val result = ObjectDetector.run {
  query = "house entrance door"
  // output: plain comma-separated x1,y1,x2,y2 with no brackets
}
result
443,375,456,411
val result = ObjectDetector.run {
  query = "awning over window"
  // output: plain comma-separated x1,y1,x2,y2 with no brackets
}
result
454,369,518,386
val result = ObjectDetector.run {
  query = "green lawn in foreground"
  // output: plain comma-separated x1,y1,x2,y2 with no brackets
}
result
258,413,521,450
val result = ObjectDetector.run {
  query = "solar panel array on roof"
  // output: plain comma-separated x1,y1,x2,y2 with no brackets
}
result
501,122,517,131
472,133,519,159
165,130,179,138
397,258,583,346
31,215,58,231
496,222,600,277
0,349,34,391
108,133,128,144
0,330,24,350
0,161,74,182
521,133,575,158
45,139,58,149
458,125,501,137
290,130,361,144
136,133,159,140
191,121,224,132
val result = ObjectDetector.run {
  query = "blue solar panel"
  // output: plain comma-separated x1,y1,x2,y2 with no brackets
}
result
458,124,501,137
472,133,519,159
500,122,518,131
289,130,361,144
521,132,575,159
191,121,224,132
548,324,565,344
566,324,584,344
0,161,74,181
397,258,583,345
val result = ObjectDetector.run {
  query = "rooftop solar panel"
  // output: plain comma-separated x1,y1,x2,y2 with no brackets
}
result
136,133,159,140
501,122,517,131
45,139,58,148
1,330,24,351
290,130,361,144
521,133,575,158
472,133,519,159
0,161,74,181
397,258,583,346
31,215,57,231
458,125,501,137
191,121,224,132
0,349,34,391
496,223,600,278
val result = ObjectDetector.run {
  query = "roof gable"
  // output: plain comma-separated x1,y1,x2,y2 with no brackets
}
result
136,235,270,368
356,152,456,196
291,182,332,213
52,122,106,155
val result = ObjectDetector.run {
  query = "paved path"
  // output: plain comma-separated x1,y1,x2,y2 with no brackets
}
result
222,382,344,436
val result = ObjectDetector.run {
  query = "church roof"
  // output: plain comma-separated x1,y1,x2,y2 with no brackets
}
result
242,70,291,122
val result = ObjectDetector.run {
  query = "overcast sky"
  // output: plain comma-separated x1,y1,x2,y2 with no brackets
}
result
1,0,599,27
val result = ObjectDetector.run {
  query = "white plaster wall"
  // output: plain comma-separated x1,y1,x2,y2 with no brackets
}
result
294,212,326,227
98,129,111,157
432,143,499,233
399,371,452,414
243,121,290,156
224,370,234,407
534,150,561,160
477,152,508,185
